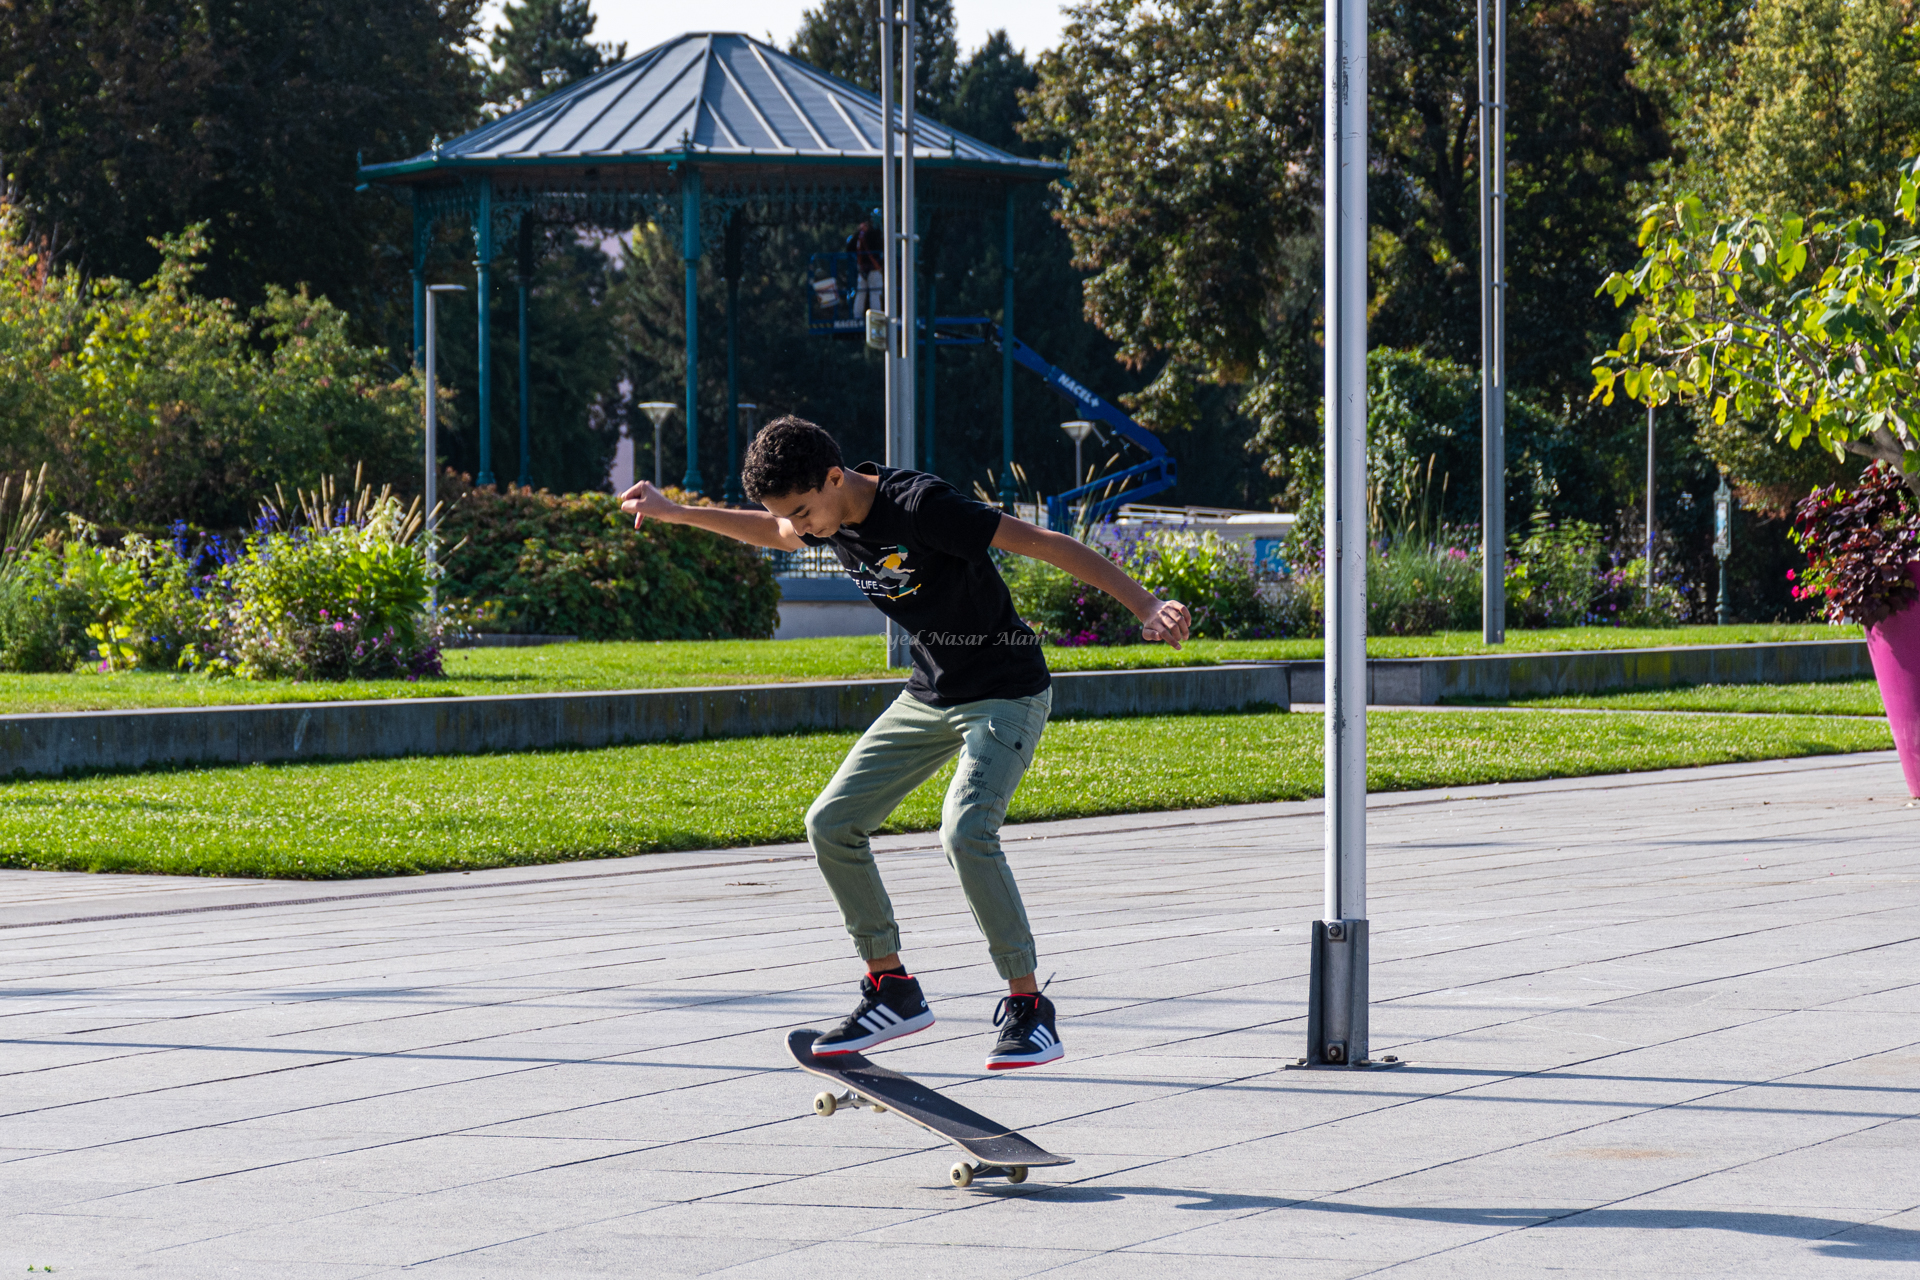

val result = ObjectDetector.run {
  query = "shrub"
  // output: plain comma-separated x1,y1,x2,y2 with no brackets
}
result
1505,515,1605,628
1001,551,1140,645
0,467,81,670
437,477,780,641
0,479,448,680
1005,526,1281,643
216,491,444,680
0,218,421,529
1371,538,1481,635
1589,556,1691,627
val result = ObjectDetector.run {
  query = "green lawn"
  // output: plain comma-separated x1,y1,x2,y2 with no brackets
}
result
0,708,1887,880
1491,678,1886,718
0,624,1854,715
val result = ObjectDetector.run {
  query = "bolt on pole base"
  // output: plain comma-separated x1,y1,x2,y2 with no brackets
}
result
1289,919,1403,1070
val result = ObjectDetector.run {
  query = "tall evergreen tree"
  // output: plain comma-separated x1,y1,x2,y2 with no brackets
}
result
791,0,957,113
486,0,626,115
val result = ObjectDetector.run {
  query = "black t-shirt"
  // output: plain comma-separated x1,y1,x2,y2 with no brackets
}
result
801,464,1051,707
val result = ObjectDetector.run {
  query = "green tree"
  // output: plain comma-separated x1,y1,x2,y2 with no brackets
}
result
1595,173,1920,502
0,0,484,323
1028,0,1667,509
1706,0,1920,221
791,0,957,112
0,219,420,528
485,0,625,114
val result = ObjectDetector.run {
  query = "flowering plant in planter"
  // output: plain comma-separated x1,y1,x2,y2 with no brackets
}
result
1788,463,1920,625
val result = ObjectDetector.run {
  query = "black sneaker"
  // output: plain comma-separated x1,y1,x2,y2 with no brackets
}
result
986,992,1063,1069
812,972,935,1056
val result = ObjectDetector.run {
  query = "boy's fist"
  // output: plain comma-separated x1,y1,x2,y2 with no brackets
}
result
620,480,675,529
1142,599,1191,649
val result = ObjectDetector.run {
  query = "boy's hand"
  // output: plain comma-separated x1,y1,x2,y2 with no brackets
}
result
1141,599,1191,649
620,480,678,530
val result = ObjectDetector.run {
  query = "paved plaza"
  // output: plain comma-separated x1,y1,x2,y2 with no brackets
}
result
3,750,1917,1276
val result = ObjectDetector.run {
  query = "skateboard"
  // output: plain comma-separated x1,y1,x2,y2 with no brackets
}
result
787,1029,1074,1187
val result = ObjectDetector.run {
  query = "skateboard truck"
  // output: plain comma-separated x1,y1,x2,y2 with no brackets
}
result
949,1161,1030,1187
813,1089,887,1116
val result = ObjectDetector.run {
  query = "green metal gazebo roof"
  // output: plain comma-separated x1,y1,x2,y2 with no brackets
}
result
359,31,1061,195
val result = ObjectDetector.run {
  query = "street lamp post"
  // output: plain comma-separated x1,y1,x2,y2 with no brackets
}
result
423,283,467,601
1645,402,1657,611
1060,419,1101,490
636,402,677,489
734,403,761,503
1714,474,1734,625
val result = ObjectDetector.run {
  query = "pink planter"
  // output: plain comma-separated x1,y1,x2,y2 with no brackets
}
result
1867,561,1920,796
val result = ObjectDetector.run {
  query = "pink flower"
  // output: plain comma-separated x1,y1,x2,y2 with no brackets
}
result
1785,570,1796,581
333,621,345,632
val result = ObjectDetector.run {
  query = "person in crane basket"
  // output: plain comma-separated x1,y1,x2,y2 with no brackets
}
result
621,417,1189,1069
846,210,883,318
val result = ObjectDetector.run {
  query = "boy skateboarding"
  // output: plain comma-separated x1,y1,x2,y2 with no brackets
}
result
620,417,1189,1069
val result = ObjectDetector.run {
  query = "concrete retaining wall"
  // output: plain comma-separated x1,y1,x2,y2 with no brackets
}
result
1285,639,1871,705
0,663,1288,779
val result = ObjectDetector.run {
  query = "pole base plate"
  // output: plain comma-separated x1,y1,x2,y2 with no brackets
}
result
1284,1055,1406,1071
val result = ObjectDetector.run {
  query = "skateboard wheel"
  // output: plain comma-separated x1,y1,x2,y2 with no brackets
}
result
813,1091,837,1117
950,1162,974,1188
1007,1165,1029,1183
871,1102,886,1113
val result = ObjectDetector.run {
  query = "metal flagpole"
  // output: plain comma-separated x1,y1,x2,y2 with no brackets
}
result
1645,403,1656,610
877,0,916,669
898,0,917,476
1296,0,1392,1073
1479,0,1507,644
423,283,466,607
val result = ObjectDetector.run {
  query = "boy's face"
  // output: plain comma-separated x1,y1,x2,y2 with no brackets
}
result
762,467,854,537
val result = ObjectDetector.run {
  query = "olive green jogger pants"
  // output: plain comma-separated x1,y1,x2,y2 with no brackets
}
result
804,686,1051,981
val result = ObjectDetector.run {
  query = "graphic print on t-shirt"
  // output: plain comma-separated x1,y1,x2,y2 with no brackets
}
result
853,547,921,601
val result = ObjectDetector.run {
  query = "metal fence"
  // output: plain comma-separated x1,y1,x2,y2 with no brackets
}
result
765,544,844,578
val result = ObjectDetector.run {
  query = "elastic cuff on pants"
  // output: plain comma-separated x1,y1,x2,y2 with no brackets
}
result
854,931,903,961
993,948,1039,981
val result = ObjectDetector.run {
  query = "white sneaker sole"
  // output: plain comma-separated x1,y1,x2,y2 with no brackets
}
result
985,1040,1065,1070
811,1010,935,1056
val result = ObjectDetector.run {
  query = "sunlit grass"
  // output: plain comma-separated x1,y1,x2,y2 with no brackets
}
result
0,624,1855,714
1488,678,1886,718
0,708,1887,880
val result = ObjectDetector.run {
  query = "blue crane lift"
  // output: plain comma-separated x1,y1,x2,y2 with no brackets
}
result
807,252,1177,530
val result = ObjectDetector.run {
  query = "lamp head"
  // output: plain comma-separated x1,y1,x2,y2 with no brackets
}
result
1060,419,1100,444
637,401,677,429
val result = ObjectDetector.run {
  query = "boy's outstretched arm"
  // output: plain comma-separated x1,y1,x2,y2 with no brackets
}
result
991,516,1192,648
619,481,806,550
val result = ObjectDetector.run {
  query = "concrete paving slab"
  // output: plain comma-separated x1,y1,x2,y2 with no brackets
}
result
1,751,1915,1276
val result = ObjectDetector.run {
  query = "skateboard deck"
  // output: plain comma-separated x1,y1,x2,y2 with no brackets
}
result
787,1029,1073,1186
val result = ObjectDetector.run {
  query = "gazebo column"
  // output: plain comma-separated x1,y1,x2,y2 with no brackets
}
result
473,176,496,489
723,210,745,505
410,204,427,369
998,187,1017,509
680,166,706,494
516,214,534,489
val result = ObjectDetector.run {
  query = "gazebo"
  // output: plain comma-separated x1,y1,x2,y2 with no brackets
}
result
357,32,1062,499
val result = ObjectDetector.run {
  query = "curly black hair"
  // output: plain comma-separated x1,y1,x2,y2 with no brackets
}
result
742,416,843,502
